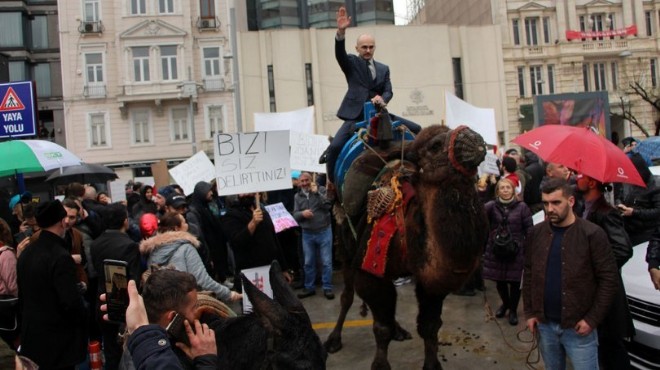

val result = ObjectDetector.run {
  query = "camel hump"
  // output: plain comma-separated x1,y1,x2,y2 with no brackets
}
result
342,145,416,219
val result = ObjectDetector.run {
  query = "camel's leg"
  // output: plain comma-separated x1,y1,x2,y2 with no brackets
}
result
355,269,397,370
415,283,448,370
324,266,355,353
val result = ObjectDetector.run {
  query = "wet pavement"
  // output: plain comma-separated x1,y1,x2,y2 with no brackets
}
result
299,272,544,369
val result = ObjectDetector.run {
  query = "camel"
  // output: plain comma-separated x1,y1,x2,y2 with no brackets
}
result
324,125,489,370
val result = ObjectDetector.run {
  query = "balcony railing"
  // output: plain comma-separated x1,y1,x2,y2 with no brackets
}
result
79,20,103,34
197,17,219,30
83,84,106,98
203,77,225,91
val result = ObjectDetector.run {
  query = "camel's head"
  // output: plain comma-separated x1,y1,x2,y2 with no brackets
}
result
408,125,486,183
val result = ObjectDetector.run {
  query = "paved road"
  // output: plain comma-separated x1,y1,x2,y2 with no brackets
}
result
302,275,544,369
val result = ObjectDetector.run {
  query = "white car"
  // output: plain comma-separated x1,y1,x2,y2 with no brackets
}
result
622,241,660,370
621,165,660,370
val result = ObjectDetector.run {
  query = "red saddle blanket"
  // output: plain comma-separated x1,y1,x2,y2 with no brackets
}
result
361,181,415,277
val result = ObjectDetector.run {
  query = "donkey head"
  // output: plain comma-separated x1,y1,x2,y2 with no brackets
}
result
241,261,327,370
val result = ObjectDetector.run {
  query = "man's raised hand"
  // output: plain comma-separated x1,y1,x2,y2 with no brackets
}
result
336,6,351,34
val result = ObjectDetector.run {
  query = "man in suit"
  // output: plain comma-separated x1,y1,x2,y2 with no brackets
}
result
17,200,88,369
91,203,141,370
324,6,421,183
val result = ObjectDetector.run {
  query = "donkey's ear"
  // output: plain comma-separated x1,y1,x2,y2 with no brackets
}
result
269,260,305,312
240,272,287,331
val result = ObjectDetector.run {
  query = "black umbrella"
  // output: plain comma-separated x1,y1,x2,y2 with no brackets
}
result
46,163,118,185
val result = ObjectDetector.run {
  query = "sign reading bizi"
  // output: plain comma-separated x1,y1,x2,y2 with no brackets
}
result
214,131,291,196
0,81,37,138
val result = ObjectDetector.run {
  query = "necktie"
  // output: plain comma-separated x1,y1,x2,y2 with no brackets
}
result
366,59,376,80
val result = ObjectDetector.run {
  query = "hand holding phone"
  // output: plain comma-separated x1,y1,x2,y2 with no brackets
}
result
103,259,129,323
166,313,191,346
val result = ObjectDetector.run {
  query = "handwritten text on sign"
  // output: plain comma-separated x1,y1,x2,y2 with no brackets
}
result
264,202,298,233
290,131,328,173
214,131,291,196
241,265,272,314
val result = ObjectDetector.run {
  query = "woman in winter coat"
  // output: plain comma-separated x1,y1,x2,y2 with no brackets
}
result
482,178,533,326
139,212,241,304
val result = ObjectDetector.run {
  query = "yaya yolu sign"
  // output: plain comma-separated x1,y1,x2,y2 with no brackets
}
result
0,81,37,139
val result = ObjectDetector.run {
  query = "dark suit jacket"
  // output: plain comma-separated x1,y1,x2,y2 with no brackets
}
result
17,230,88,369
91,229,142,305
335,37,393,121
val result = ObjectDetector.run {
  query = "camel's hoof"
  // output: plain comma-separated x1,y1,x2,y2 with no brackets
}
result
393,323,412,341
324,335,343,354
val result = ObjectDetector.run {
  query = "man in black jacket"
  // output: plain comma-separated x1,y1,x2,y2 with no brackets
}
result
576,174,634,369
17,200,88,369
221,193,291,292
91,203,141,370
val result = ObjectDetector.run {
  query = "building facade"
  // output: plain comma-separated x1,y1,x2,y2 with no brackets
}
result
410,0,660,141
236,24,508,139
0,0,64,145
58,0,236,179
235,0,394,31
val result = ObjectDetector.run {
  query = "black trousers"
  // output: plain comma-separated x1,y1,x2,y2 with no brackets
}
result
326,114,421,182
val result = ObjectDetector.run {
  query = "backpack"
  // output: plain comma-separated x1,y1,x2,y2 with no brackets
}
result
492,207,519,261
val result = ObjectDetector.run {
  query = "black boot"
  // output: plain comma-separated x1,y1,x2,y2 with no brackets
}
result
508,310,518,326
495,304,507,318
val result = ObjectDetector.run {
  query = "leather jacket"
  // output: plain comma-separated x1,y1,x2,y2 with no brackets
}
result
523,218,619,329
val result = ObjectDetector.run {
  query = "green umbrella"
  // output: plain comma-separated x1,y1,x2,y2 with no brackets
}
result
0,140,82,177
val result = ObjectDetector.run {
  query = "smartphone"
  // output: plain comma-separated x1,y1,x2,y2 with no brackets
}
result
103,259,129,323
165,313,190,346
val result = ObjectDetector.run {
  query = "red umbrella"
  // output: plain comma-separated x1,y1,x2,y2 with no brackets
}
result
511,125,645,187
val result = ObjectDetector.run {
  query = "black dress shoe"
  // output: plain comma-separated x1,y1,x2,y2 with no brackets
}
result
324,289,335,300
297,289,315,299
508,311,518,326
495,305,507,318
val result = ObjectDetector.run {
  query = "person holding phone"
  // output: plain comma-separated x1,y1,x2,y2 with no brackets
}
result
17,200,88,369
91,203,142,370
100,270,217,369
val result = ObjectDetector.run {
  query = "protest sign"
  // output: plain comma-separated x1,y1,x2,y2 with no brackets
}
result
264,202,298,233
445,91,498,145
290,131,328,173
241,265,272,314
254,106,314,134
108,179,127,203
477,152,500,176
151,160,170,190
214,131,291,196
169,151,216,195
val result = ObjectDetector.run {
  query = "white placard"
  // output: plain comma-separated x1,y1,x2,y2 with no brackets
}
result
168,151,216,195
254,106,314,134
108,180,127,203
264,202,299,233
477,152,501,176
532,210,545,225
241,265,272,314
290,131,328,173
214,131,291,196
445,91,498,146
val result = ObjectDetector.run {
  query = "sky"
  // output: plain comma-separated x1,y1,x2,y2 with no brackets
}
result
393,0,409,25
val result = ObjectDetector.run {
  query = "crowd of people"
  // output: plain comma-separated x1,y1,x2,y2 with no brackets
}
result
465,140,659,369
0,169,338,369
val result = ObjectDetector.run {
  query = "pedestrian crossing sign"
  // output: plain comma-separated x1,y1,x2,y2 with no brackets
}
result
0,87,25,112
0,81,37,138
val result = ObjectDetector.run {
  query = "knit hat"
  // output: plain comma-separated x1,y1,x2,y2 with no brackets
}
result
157,185,176,200
139,213,159,239
36,200,67,228
8,192,32,211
